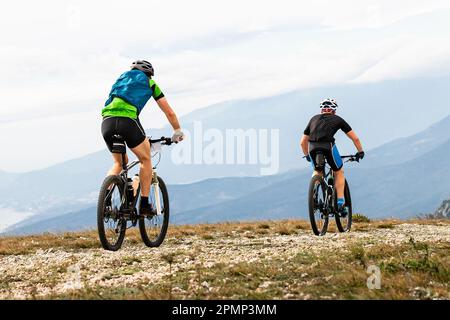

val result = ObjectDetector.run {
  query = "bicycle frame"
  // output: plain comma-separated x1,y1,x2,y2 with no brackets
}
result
320,165,336,216
315,154,357,216
114,158,140,216
116,137,172,217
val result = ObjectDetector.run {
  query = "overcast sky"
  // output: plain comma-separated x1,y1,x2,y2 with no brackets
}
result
1,0,450,172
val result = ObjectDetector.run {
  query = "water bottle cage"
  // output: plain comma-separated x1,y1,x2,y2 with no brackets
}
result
152,171,159,184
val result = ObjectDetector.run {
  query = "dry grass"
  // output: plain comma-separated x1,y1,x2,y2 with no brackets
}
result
1,219,448,256
352,214,371,223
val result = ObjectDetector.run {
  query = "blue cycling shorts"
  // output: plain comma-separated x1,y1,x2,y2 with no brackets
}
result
308,142,343,171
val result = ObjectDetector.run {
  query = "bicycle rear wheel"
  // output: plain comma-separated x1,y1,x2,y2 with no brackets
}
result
335,180,353,232
97,175,127,251
139,176,170,247
308,175,329,236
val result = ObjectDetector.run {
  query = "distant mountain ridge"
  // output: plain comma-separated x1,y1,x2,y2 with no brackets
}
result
174,138,450,224
431,197,450,219
3,171,294,234
5,124,450,235
1,74,450,233
362,115,450,168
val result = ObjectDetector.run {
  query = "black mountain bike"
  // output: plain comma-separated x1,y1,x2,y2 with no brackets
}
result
308,154,359,236
97,136,174,251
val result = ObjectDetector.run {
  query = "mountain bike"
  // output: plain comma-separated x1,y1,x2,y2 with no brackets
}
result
97,136,173,251
308,154,359,236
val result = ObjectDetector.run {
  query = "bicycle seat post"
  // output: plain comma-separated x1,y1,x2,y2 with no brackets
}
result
122,153,127,172
111,135,127,172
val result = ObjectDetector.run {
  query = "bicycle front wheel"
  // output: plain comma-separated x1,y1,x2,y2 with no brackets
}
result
335,180,353,233
97,175,127,251
308,175,329,236
139,176,170,247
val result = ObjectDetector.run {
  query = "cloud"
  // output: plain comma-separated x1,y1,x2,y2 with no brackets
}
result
1,1,450,171
319,0,450,29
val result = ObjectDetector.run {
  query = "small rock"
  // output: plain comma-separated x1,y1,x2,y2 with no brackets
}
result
259,281,272,289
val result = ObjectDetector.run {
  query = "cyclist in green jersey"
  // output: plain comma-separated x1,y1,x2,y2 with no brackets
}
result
101,60,184,215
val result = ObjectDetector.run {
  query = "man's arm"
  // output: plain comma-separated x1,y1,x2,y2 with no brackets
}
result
156,97,181,131
346,130,363,152
300,134,310,156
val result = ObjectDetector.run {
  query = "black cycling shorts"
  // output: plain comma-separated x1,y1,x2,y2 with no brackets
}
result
308,142,343,172
101,116,146,152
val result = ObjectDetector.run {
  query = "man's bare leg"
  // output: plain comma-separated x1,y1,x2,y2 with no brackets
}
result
334,168,345,199
107,153,129,176
130,139,152,197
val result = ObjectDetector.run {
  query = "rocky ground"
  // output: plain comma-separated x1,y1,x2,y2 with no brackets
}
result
0,219,449,300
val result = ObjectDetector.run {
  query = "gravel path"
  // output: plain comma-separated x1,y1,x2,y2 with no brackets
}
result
1,223,449,299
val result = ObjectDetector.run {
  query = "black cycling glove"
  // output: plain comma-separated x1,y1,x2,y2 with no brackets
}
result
355,151,365,161
305,155,312,162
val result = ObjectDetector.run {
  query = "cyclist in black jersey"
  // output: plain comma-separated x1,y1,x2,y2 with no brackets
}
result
300,99,365,213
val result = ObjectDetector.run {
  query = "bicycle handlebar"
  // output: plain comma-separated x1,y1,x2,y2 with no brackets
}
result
149,136,175,146
341,155,359,163
302,154,360,163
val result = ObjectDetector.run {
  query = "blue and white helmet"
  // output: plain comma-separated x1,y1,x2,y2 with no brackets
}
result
320,99,338,111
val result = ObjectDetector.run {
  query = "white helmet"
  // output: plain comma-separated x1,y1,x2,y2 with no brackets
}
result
320,99,338,111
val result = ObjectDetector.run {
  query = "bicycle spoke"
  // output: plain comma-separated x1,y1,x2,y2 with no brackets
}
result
98,179,126,249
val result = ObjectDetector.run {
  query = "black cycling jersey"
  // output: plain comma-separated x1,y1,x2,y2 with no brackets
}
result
304,114,352,143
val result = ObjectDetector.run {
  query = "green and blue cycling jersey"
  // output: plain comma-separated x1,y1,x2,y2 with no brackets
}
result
101,70,165,119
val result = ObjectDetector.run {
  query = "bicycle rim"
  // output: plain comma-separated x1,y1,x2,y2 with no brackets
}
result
308,175,329,236
335,180,353,232
97,176,126,251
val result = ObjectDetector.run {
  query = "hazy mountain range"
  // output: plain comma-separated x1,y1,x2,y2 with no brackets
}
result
3,114,449,235
1,74,450,234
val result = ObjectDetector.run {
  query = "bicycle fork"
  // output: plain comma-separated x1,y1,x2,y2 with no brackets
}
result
320,183,334,217
152,169,163,216
326,185,336,216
